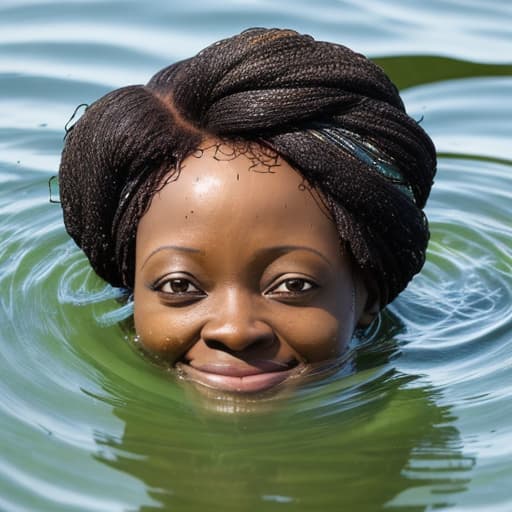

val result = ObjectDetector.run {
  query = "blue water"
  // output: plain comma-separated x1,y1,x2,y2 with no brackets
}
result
1,1,511,511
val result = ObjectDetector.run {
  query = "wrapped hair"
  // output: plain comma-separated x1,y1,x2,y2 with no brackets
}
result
59,27,436,305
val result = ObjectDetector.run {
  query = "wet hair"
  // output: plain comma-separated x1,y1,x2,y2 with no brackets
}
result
59,27,436,306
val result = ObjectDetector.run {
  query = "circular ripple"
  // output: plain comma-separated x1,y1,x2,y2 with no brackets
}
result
1,4,511,508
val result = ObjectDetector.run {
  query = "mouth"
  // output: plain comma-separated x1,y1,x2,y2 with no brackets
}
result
174,359,304,394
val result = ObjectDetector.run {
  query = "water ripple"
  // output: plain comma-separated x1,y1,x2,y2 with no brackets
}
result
0,3,511,510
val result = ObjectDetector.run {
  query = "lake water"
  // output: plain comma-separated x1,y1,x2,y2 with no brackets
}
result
1,1,511,511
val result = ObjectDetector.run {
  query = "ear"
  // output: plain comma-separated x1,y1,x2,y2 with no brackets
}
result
354,276,380,328
357,294,380,328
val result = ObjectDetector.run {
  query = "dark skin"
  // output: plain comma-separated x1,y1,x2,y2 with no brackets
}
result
134,140,378,394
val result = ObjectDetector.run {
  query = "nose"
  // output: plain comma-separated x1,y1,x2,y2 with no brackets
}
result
201,289,275,353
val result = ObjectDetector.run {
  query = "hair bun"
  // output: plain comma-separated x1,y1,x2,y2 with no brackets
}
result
60,28,436,303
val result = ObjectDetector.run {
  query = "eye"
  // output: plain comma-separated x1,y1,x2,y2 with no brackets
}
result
266,277,317,295
159,278,201,294
151,275,205,297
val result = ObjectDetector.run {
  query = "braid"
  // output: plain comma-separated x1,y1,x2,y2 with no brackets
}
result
59,28,436,304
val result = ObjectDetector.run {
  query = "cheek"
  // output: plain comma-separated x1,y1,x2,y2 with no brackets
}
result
280,277,356,363
277,307,353,362
133,296,200,362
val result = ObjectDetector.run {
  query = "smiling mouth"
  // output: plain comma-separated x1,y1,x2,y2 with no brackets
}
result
175,359,303,393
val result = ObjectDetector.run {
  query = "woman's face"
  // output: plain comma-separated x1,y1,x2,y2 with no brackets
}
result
134,140,370,394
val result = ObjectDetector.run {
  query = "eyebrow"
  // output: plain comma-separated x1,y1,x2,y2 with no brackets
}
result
140,244,334,271
252,245,334,269
140,245,204,270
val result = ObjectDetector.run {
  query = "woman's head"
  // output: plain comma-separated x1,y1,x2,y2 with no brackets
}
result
59,28,436,392
133,140,373,391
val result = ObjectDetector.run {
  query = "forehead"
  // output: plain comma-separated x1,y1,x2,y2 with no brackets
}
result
136,140,340,257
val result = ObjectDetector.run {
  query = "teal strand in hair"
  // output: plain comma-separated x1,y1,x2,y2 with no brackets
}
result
308,123,416,203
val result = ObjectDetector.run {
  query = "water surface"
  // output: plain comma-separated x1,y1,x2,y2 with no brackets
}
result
1,1,511,511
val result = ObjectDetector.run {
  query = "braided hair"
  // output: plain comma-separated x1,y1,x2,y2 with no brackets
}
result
59,28,436,305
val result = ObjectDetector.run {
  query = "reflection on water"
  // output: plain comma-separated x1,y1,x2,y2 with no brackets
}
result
1,1,511,510
96,368,473,511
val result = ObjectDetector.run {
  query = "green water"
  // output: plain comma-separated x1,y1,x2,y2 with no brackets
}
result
1,1,511,511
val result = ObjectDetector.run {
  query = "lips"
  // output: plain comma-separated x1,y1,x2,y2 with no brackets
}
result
175,359,301,393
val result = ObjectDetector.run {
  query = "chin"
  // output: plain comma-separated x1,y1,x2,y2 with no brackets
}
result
175,375,300,414
172,356,353,415
174,360,307,411
174,359,306,394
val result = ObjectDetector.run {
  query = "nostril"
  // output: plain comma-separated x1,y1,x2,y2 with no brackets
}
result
259,335,276,350
204,336,275,353
204,339,229,352
203,330,276,353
